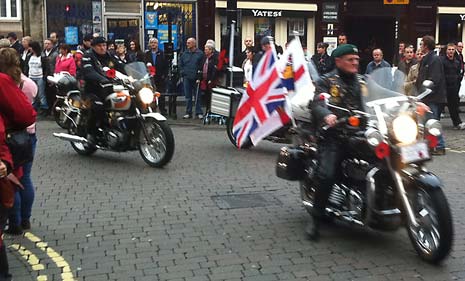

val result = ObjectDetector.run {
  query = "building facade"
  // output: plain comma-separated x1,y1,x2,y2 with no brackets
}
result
1,0,464,57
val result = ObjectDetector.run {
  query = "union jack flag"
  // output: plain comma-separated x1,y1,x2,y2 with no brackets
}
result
232,46,290,148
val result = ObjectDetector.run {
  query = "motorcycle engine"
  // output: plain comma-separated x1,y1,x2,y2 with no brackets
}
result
106,113,129,150
106,129,128,150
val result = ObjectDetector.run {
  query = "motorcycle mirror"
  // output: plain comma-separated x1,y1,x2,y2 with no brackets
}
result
422,80,434,90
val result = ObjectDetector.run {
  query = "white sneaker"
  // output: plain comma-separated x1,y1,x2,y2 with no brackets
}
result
183,114,191,119
458,123,465,130
197,114,204,119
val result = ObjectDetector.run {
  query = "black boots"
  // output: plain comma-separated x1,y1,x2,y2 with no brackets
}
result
305,215,320,241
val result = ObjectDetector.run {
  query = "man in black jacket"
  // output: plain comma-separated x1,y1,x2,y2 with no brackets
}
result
81,36,126,143
144,37,168,114
311,42,335,75
416,35,447,155
308,44,365,240
441,43,465,130
6,32,23,54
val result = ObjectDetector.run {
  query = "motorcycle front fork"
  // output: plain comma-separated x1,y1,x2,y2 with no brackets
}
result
388,161,419,228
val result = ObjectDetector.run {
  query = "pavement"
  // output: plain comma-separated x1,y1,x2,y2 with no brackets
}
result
3,109,465,281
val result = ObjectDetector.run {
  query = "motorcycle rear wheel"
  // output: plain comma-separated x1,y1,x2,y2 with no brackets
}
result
406,186,453,264
138,119,175,168
68,119,97,156
226,117,252,149
53,99,68,129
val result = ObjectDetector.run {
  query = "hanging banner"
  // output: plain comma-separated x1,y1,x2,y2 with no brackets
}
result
157,24,177,51
92,1,102,24
145,12,158,29
384,0,409,4
65,26,79,45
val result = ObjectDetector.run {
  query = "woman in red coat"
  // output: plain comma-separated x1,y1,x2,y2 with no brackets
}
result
0,70,36,281
55,44,76,76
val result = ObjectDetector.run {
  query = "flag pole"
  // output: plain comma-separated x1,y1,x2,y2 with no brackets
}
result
229,20,236,88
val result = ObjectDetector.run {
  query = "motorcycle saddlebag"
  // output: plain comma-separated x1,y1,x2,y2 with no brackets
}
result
276,146,306,181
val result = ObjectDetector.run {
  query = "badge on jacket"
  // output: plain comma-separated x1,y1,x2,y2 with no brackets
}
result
330,85,340,97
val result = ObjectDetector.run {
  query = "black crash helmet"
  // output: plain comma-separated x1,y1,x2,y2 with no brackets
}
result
57,74,79,93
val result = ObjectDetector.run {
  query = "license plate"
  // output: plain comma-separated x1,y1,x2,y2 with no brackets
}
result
399,142,430,164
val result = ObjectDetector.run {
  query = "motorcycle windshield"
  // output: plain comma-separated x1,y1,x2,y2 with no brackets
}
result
363,67,409,115
124,62,149,80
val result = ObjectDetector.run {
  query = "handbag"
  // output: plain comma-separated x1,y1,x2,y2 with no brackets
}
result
459,77,465,99
200,79,208,91
5,129,33,167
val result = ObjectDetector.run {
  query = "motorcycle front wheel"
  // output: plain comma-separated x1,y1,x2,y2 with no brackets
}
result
406,186,453,264
226,117,252,149
138,119,175,167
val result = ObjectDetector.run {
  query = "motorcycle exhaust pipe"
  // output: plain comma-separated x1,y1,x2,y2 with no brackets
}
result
55,107,63,112
53,132,88,143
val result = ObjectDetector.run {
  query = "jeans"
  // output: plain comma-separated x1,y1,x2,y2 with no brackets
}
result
9,134,37,226
183,78,202,115
426,102,446,149
32,77,47,110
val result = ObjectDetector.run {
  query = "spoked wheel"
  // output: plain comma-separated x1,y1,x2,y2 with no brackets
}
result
226,117,252,149
68,119,97,156
138,119,175,167
53,99,68,129
406,186,453,264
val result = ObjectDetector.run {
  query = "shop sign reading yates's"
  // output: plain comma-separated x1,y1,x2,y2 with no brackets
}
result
251,9,282,17
460,14,465,21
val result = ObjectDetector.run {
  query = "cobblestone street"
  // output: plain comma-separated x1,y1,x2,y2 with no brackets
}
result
4,117,465,281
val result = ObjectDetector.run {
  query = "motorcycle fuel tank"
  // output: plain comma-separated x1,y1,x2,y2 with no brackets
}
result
105,91,131,111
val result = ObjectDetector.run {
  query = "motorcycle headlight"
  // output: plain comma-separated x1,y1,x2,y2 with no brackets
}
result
139,87,154,104
392,115,418,144
425,119,442,136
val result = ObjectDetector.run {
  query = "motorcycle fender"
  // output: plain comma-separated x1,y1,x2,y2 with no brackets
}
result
141,112,167,121
409,171,443,190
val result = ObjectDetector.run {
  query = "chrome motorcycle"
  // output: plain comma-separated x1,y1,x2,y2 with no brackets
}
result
276,68,453,263
53,62,175,167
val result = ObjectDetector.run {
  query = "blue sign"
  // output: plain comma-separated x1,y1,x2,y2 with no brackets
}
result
157,24,177,51
145,12,158,29
65,26,79,45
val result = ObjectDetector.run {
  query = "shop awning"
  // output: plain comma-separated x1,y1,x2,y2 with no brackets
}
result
438,6,465,14
215,1,318,12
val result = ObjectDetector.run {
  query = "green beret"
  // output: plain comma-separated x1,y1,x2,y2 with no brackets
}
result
331,44,359,58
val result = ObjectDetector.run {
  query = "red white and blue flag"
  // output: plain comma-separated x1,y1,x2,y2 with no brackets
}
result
232,45,290,148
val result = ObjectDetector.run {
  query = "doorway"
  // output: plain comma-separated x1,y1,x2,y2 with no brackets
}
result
345,16,396,73
105,17,142,45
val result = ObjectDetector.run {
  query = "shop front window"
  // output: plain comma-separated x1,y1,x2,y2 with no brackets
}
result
254,18,275,46
0,0,19,19
145,1,197,52
439,15,463,46
287,18,306,47
46,0,93,44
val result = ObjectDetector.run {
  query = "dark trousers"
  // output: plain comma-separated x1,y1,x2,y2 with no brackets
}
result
313,140,344,218
426,102,446,149
45,82,57,114
82,93,106,135
0,207,9,278
446,88,462,126
202,89,212,113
